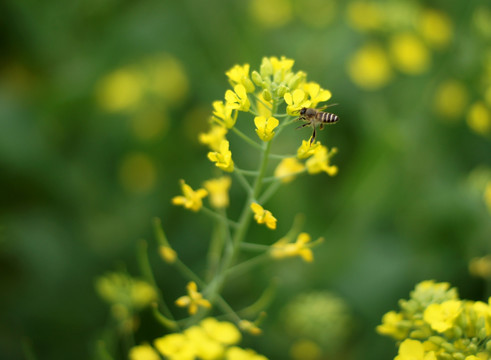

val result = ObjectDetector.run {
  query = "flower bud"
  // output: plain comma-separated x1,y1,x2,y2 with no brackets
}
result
251,70,263,87
262,89,272,102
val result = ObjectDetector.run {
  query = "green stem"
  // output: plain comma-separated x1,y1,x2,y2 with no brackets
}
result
201,206,239,229
231,127,262,150
240,242,270,252
258,180,282,204
137,240,175,320
233,168,253,195
225,253,270,279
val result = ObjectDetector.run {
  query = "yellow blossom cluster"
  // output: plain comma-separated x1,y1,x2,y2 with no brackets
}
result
346,2,453,89
129,317,268,360
377,280,491,360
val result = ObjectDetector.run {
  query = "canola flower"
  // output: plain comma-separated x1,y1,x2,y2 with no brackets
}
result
377,280,491,360
97,57,341,359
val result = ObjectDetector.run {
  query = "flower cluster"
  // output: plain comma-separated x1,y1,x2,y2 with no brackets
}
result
129,318,267,360
377,280,491,360
97,57,341,359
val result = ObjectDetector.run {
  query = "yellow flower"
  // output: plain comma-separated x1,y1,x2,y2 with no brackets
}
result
348,43,393,90
211,100,236,128
389,32,430,75
154,333,196,360
201,318,242,345
270,56,295,74
254,116,279,141
208,140,234,172
159,245,177,264
418,9,453,49
346,1,383,32
376,311,408,340
305,146,338,176
199,124,228,151
467,101,491,135
250,203,277,230
226,64,255,93
297,139,321,159
129,344,160,360
423,300,462,332
172,179,208,212
203,176,232,209
225,346,268,360
284,89,311,115
185,325,224,360
225,84,250,112
271,233,317,262
302,82,332,108
433,80,469,120
249,0,292,29
274,158,305,183
395,339,437,360
96,66,145,112
119,152,157,194
175,281,212,315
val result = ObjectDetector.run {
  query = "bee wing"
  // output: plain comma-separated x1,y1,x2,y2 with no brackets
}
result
317,103,338,111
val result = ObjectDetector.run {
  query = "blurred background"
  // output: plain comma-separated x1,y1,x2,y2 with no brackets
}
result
1,0,490,359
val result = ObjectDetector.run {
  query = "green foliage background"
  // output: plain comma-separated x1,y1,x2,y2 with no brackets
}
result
1,0,490,359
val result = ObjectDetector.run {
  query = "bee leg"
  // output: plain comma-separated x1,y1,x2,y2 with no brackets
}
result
310,127,316,144
319,123,324,130
295,122,310,130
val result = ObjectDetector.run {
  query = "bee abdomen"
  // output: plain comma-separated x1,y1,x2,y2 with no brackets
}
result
318,112,339,124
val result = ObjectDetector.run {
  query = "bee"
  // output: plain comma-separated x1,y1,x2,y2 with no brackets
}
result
295,105,339,144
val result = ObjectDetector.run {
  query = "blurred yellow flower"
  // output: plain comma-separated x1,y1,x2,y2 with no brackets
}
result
96,273,157,311
254,116,279,141
226,63,255,93
305,146,338,176
119,152,157,194
469,255,491,279
348,43,393,90
418,9,453,49
376,311,407,340
284,89,311,115
154,333,195,359
201,318,242,345
225,346,268,360
175,281,212,315
250,202,277,230
143,54,189,104
290,339,321,360
274,158,305,183
203,176,232,209
96,67,145,112
423,300,462,332
434,80,469,120
225,84,251,112
212,100,236,128
394,339,436,360
389,33,430,75
172,179,208,212
185,325,224,359
129,344,160,360
249,0,293,28
199,124,228,151
130,107,168,141
346,1,383,32
466,101,491,135
271,233,317,262
208,140,234,172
